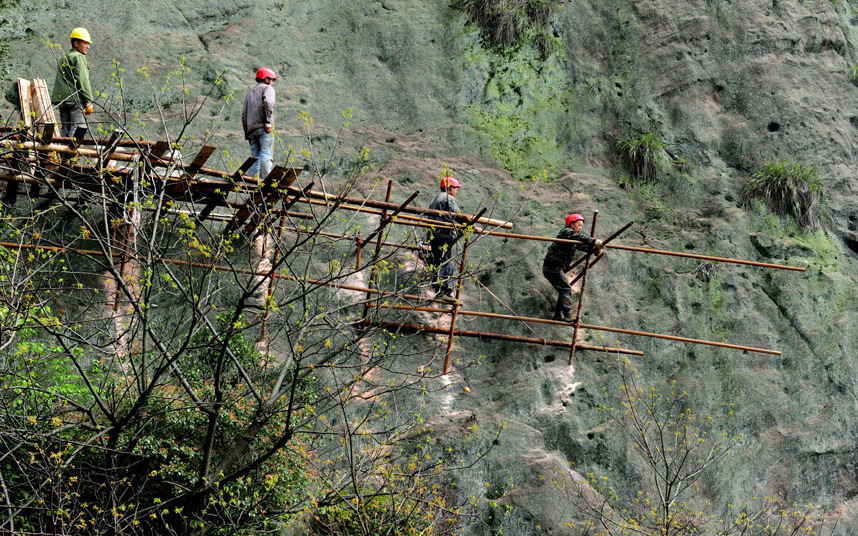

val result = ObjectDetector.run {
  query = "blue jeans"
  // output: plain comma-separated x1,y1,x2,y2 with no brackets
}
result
248,132,273,178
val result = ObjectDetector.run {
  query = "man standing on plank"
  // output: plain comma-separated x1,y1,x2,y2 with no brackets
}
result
52,27,94,138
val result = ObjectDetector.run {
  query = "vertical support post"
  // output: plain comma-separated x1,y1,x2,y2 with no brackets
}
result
443,236,471,375
260,210,287,342
569,210,599,364
354,233,363,270
360,180,393,325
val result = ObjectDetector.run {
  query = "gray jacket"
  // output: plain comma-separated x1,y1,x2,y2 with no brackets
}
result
241,82,275,139
428,191,460,215
428,191,460,241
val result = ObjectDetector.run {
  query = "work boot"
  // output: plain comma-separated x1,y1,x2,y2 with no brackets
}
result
436,288,455,303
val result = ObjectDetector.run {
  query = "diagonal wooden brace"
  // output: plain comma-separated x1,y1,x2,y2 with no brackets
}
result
186,146,216,178
358,191,420,248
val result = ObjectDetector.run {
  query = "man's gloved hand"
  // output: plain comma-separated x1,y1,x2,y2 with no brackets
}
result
595,239,605,250
84,104,94,115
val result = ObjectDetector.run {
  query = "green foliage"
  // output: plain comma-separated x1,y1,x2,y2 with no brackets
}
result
748,201,838,266
452,0,558,57
848,64,858,86
743,159,825,229
462,33,575,181
556,359,834,536
616,132,665,184
310,494,435,536
466,104,556,181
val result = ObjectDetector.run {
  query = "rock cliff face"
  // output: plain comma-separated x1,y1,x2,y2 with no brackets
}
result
4,0,858,533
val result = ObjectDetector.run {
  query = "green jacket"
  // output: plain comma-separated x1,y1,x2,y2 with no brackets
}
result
52,49,93,106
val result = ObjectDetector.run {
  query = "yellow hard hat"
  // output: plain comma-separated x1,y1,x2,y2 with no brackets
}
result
69,27,92,43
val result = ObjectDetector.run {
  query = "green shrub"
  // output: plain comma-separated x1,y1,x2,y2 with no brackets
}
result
453,0,556,57
743,159,825,229
849,64,858,86
616,132,665,184
310,494,437,536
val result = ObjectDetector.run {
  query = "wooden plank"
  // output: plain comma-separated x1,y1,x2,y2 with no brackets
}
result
198,159,257,220
186,145,216,178
17,79,32,127
150,140,170,159
233,157,256,179
244,167,299,233
225,166,298,235
30,78,56,143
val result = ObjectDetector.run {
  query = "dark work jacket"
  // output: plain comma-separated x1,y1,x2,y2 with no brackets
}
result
427,191,460,242
542,227,598,269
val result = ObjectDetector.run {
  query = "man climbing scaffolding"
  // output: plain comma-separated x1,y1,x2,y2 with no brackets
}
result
427,176,461,302
542,213,604,321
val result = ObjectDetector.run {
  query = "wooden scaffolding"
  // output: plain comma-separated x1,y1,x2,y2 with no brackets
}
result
0,126,805,374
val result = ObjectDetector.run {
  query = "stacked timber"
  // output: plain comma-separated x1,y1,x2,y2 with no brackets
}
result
17,77,57,143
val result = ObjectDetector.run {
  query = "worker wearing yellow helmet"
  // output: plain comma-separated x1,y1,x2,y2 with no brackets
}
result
52,27,94,138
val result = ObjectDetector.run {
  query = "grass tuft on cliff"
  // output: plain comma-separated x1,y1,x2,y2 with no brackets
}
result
617,132,665,184
452,0,556,57
743,160,825,229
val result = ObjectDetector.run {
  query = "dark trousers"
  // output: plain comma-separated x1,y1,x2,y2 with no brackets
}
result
543,264,573,320
429,237,454,293
58,102,85,138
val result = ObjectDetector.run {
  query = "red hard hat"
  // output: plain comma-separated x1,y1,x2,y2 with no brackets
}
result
256,67,277,81
565,213,585,227
441,176,460,189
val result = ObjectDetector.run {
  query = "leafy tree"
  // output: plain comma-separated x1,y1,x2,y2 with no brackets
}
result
0,57,494,535
555,358,834,536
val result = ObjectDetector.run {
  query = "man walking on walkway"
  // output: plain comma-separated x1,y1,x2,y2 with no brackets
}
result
52,27,94,138
542,213,603,321
427,176,461,301
242,67,276,178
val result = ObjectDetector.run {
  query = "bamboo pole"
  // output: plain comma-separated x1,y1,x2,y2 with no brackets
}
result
444,236,470,375
260,210,288,341
606,243,806,272
569,252,604,287
575,321,781,355
280,225,423,251
362,180,396,325
306,188,512,229
374,320,643,356
0,241,781,356
366,303,780,356
0,241,443,303
570,211,599,363
565,221,633,274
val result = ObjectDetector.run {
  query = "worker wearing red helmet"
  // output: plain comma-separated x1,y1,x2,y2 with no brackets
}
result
241,67,277,178
427,176,462,301
542,213,604,321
